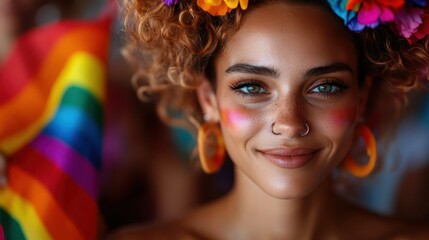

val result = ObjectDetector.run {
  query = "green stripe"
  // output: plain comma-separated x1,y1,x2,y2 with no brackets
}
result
60,86,103,126
0,208,26,240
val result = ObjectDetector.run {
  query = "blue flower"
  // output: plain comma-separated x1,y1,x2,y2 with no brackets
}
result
327,0,360,30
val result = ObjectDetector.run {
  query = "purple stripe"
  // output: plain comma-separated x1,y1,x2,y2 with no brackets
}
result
31,134,99,198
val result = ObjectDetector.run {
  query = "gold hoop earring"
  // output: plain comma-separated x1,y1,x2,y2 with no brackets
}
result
197,122,226,174
342,125,377,178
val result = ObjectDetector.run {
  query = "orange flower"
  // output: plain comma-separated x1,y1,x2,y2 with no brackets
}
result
197,0,248,16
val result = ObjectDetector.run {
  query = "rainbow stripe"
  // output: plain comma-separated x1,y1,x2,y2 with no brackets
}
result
0,16,110,239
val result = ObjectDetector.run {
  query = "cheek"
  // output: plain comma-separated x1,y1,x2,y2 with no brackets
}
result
329,105,359,127
317,105,359,161
317,105,359,137
220,108,253,131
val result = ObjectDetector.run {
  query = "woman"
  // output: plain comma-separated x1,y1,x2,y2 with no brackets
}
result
113,0,429,238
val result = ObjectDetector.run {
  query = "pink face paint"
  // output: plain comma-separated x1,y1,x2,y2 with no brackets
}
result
330,105,358,126
220,108,251,129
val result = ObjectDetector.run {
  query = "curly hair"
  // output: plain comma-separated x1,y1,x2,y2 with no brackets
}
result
121,0,429,134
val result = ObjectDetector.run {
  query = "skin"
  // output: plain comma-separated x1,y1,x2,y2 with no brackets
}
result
0,0,47,60
212,4,361,200
112,3,429,240
0,0,84,61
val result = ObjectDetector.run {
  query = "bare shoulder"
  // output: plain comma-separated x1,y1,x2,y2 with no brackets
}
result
108,220,207,240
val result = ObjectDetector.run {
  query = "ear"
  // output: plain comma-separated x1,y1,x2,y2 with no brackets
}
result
358,75,373,117
196,79,220,122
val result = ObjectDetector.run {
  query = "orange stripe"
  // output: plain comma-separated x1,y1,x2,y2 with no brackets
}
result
13,146,99,239
8,165,85,240
1,52,105,155
0,22,79,103
0,24,108,143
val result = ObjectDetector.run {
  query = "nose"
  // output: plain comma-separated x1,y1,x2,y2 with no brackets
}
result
270,98,309,138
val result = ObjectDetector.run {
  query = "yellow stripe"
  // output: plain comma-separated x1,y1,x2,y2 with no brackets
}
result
0,187,52,240
0,52,105,155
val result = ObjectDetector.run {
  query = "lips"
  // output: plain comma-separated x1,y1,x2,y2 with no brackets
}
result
258,148,318,169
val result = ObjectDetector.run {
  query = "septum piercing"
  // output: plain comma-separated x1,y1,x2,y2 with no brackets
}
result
271,123,310,136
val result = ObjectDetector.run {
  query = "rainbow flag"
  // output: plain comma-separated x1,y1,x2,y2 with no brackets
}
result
0,12,111,240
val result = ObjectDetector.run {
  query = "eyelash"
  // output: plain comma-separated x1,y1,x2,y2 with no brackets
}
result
309,79,349,97
229,79,349,98
229,80,268,97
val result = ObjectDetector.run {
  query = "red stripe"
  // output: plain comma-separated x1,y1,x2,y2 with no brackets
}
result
0,224,4,240
10,146,98,239
0,21,110,141
0,19,110,104
0,23,75,101
8,165,84,240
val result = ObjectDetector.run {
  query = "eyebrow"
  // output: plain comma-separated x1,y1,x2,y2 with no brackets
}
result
225,63,279,78
225,62,353,78
304,63,353,77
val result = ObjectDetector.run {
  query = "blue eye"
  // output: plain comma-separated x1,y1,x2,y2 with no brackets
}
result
230,80,268,96
312,84,340,93
310,81,348,95
239,84,267,94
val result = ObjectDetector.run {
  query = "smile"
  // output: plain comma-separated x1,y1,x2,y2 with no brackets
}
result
258,148,319,169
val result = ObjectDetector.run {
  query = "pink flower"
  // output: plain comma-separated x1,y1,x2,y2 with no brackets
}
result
347,0,405,26
406,10,429,43
395,8,424,38
328,0,429,42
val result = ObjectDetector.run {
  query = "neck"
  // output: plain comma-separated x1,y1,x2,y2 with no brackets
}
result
225,168,341,240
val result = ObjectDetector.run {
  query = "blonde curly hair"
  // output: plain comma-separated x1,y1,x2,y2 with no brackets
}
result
121,0,429,134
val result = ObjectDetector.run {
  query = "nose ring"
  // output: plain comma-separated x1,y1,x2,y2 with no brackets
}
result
271,123,281,135
299,123,310,137
271,123,310,137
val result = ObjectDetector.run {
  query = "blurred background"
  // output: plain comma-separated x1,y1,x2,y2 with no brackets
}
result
0,0,233,235
1,0,428,238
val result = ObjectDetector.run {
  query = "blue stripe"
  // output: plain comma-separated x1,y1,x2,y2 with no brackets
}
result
60,86,103,127
42,106,102,169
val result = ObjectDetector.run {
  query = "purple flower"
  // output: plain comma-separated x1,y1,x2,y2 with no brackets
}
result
163,0,179,6
406,0,426,7
395,8,424,38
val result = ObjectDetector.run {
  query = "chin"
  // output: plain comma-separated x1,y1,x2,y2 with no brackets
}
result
257,175,327,200
265,185,318,200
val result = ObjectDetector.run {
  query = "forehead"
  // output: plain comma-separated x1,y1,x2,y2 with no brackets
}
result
217,4,358,74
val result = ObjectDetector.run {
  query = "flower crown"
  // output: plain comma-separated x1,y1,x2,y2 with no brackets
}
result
328,0,429,43
163,0,428,43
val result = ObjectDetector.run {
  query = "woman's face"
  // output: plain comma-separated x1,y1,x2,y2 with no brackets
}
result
207,3,365,199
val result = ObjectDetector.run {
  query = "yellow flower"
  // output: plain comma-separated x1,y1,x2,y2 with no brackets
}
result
197,0,248,16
